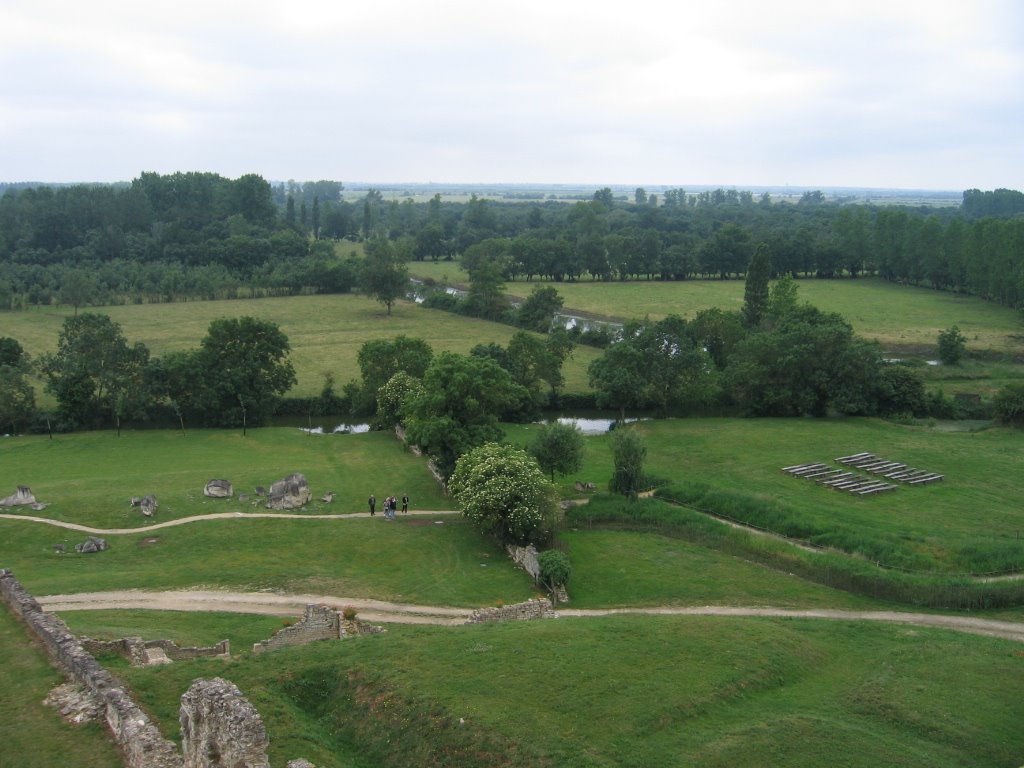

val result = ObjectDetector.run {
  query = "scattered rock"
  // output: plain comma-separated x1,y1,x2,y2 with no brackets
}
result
238,493,249,502
288,760,317,768
44,683,104,725
129,496,142,507
0,485,37,507
320,492,335,503
29,502,49,511
265,473,311,510
53,543,66,554
204,479,233,498
574,481,596,492
254,486,267,497
74,536,108,554
140,494,158,517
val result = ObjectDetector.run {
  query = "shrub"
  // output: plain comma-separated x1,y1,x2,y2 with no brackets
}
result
537,550,571,589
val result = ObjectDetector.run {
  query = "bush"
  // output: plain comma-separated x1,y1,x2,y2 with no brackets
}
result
937,325,966,365
993,383,1024,426
537,550,571,589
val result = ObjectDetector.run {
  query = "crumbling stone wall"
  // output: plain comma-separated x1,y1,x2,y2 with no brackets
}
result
465,598,556,624
0,569,181,768
82,637,230,666
506,544,541,581
252,604,384,655
180,678,270,768
252,604,340,655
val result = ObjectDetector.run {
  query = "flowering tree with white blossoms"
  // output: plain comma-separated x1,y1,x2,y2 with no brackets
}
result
448,442,559,546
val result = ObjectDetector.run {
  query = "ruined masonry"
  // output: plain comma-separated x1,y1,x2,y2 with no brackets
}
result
180,678,270,768
252,604,384,655
0,569,318,768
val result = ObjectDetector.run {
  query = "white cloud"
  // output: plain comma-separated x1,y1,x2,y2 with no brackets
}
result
0,0,1020,187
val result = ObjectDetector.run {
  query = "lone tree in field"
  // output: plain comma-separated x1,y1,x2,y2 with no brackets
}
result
937,325,966,366
742,243,771,328
449,442,559,546
609,427,647,499
360,236,410,315
529,421,585,482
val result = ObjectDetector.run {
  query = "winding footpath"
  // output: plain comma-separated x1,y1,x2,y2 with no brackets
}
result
35,589,1024,643
4,508,1024,643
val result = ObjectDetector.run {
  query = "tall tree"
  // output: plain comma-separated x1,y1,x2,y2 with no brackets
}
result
404,352,527,480
188,317,296,428
529,421,585,482
360,237,409,316
742,244,771,327
40,313,151,428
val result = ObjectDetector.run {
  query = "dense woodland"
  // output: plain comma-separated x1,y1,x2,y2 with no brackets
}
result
2,174,1024,439
0,174,1023,309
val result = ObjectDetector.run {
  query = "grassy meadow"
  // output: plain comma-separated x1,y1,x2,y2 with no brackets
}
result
2,272,1024,767
74,615,1024,768
406,263,1024,355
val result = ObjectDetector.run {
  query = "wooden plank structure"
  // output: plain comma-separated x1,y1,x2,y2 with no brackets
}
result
780,462,898,495
834,452,944,485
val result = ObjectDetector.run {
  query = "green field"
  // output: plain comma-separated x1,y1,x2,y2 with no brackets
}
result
0,294,601,398
404,265,1024,355
3,272,1024,766
59,615,1024,768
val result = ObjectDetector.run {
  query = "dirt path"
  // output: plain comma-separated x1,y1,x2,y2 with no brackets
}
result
0,509,461,535
36,589,1024,642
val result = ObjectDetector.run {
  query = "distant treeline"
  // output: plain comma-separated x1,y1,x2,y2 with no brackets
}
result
1,174,1023,310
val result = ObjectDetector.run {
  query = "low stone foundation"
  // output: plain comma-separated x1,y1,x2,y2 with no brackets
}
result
465,598,556,624
82,636,230,666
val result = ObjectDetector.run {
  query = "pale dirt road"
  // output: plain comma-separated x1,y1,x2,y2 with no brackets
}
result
36,589,1024,642
0,509,461,535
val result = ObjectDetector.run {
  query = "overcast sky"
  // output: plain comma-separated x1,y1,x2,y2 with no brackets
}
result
2,0,1021,190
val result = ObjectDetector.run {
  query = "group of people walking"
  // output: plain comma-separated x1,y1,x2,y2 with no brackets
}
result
368,494,409,519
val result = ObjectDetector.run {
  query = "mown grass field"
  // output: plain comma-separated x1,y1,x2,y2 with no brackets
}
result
406,263,1024,355
70,615,1024,768
0,294,602,398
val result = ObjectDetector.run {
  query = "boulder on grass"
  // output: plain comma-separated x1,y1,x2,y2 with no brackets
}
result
75,537,108,554
0,486,36,507
204,480,233,498
265,473,311,510
140,495,158,517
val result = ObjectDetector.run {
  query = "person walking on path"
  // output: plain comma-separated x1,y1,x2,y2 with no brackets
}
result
402,494,409,514
368,495,376,516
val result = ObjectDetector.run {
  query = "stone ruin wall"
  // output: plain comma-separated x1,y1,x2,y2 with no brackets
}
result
252,604,340,655
0,569,308,768
465,598,556,624
82,637,231,666
180,678,269,768
252,604,384,655
0,569,182,768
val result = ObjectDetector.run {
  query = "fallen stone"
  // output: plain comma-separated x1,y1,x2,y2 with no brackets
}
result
29,502,49,511
265,473,311,510
204,479,233,498
74,536,108,554
288,760,317,768
254,486,266,497
44,683,105,725
0,485,36,507
320,492,335,503
140,495,158,517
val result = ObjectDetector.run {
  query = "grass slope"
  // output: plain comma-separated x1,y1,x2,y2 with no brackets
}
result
112,616,1024,768
0,607,121,768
